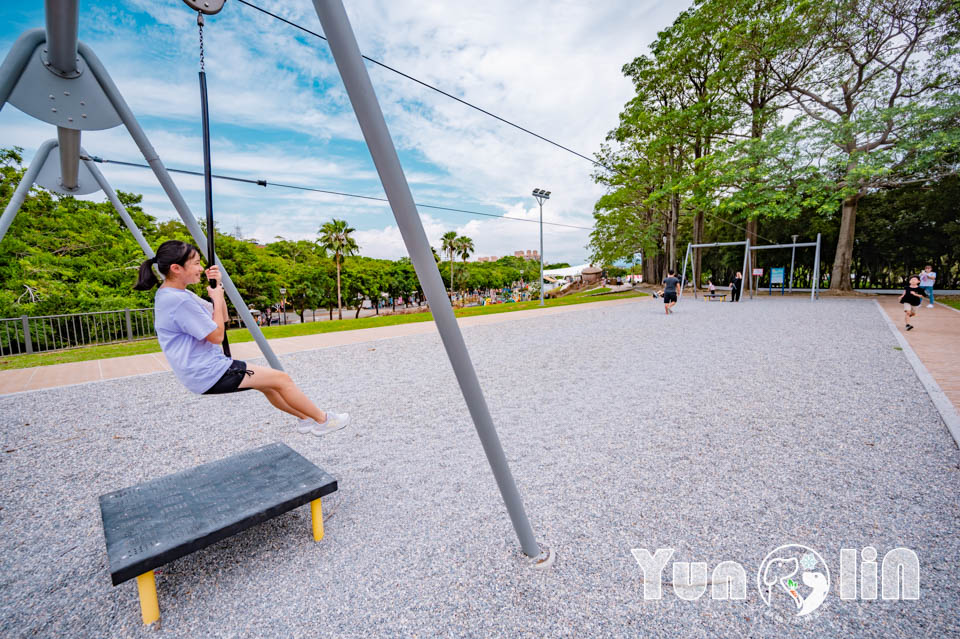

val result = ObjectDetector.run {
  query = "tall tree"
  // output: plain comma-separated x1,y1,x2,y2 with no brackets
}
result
317,219,359,319
440,230,458,295
770,0,959,290
455,235,474,291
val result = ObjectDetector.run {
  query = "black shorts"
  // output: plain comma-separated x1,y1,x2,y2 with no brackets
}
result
663,292,677,303
203,360,254,395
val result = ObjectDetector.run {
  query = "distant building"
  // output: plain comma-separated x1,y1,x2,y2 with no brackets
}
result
512,250,540,260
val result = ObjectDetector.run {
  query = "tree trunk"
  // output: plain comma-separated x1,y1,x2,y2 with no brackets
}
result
830,196,859,291
329,307,333,320
355,304,362,319
643,254,660,285
668,194,680,275
336,256,343,320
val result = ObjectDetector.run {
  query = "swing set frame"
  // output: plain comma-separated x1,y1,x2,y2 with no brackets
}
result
0,0,548,569
679,233,822,301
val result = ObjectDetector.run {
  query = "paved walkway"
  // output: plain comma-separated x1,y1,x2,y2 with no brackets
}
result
877,297,960,411
0,297,644,395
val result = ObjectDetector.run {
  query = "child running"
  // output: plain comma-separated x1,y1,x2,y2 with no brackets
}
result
134,240,348,436
899,275,925,331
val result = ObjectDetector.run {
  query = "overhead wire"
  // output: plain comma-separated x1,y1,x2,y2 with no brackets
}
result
80,155,594,231
233,0,782,245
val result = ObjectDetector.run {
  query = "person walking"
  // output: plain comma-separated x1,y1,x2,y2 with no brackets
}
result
899,275,925,331
661,269,680,314
918,265,936,308
729,272,743,302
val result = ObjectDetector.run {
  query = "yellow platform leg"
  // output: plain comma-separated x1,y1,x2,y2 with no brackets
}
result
310,498,324,541
136,570,160,625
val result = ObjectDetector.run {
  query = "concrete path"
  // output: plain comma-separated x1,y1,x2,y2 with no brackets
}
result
0,297,643,395
876,297,960,412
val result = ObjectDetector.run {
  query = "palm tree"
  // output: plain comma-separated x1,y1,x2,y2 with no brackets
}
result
441,231,458,295
455,235,474,293
317,219,359,320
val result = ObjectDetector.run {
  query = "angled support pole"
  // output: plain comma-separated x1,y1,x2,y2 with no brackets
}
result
75,42,283,371
679,243,691,299
0,29,46,109
83,153,155,258
741,238,750,302
811,233,821,301
313,0,548,564
0,139,56,244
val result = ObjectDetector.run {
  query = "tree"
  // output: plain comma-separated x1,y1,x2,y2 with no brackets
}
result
440,231,458,295
317,219,359,319
455,235,474,292
768,0,960,290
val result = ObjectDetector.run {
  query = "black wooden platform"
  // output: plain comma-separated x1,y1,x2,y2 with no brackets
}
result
99,442,337,586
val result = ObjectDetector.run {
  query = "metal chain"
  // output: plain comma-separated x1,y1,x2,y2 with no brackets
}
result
197,12,205,72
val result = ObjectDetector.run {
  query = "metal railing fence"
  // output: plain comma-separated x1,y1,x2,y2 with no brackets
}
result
0,308,155,356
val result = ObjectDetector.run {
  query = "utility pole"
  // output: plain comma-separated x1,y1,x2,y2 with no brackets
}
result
532,188,550,306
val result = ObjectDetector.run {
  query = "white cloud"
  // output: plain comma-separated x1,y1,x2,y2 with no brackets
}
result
1,0,692,263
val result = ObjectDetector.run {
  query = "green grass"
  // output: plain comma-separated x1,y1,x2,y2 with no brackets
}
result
940,298,960,311
0,289,645,371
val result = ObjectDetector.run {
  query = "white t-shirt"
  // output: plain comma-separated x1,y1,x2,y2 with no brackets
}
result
918,271,936,287
154,287,231,394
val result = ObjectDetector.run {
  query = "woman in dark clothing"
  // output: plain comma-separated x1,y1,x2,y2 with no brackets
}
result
730,272,743,302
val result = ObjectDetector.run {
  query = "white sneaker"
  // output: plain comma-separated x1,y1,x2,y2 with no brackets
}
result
296,418,317,434
311,412,350,437
927,304,934,308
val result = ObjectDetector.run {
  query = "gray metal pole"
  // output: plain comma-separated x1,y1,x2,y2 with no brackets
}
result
539,200,544,306
83,154,155,258
740,238,750,302
679,243,690,299
0,29,46,110
45,0,81,191
45,0,79,73
0,139,56,244
313,0,544,560
789,236,797,293
811,233,821,301
76,41,283,371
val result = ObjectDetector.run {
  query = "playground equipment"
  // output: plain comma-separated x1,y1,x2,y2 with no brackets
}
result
99,443,337,625
679,234,822,301
0,4,551,623
0,0,281,368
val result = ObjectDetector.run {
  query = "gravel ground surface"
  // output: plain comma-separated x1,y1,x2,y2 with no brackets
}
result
1,297,958,638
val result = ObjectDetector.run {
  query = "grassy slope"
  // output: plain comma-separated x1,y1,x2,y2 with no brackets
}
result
0,288,644,371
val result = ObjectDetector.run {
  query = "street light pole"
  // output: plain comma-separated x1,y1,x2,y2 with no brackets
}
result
532,188,550,306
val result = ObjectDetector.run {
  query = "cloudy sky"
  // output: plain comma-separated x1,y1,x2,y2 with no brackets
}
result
0,0,691,264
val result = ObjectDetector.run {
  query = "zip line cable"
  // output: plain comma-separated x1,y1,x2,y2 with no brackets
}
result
233,0,780,245
80,155,594,231
235,0,601,168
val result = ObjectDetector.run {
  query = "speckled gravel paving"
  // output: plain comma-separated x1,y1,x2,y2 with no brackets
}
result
1,297,958,638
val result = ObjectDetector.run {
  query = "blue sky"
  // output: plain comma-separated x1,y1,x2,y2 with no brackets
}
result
1,1,692,264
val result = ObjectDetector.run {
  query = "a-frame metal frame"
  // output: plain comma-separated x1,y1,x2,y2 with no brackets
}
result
1,0,547,563
679,234,822,301
0,14,282,370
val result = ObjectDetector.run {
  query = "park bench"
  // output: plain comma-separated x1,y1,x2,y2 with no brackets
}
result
99,442,337,625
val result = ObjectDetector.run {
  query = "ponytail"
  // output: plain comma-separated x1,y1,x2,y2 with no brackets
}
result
133,240,200,291
134,256,160,290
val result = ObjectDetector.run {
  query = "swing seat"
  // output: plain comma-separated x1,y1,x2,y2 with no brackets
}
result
99,442,337,625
